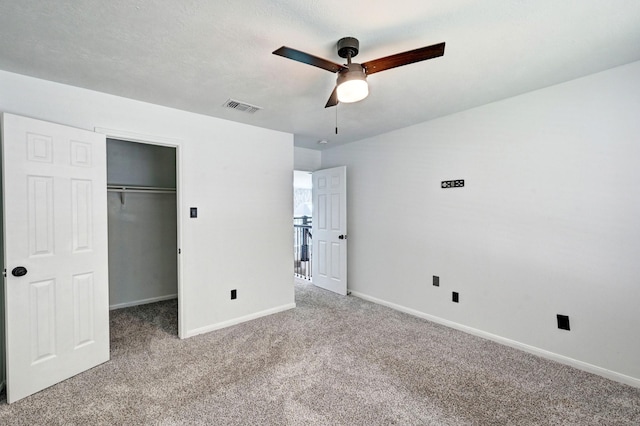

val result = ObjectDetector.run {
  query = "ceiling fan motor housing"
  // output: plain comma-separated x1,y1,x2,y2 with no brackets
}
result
337,63,366,84
337,37,359,59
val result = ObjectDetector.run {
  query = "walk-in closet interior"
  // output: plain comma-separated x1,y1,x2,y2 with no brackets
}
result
106,139,178,316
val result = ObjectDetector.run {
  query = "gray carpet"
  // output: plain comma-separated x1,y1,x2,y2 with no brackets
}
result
1,281,639,425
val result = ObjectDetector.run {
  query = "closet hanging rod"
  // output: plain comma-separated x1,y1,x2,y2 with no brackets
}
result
107,185,176,194
107,185,176,205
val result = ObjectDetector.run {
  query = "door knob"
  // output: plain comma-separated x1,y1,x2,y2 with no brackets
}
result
338,235,347,240
11,266,28,277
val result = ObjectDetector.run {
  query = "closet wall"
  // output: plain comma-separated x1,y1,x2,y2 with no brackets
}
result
107,139,178,309
0,148,4,388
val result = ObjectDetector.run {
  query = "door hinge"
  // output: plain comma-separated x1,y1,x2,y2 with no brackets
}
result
178,248,181,254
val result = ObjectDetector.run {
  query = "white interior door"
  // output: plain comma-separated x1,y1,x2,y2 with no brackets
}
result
1,113,109,403
312,166,347,295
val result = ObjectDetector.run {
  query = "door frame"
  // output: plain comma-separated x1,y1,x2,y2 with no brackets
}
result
95,127,185,338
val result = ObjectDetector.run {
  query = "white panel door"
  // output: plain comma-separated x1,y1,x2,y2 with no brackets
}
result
312,166,347,295
1,113,109,403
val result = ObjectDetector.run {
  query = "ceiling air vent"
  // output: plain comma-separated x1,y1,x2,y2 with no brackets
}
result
223,99,262,114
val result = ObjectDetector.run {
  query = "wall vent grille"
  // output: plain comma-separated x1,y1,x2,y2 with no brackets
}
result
223,99,262,114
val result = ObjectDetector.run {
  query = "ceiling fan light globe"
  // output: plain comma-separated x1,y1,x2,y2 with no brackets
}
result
337,79,369,103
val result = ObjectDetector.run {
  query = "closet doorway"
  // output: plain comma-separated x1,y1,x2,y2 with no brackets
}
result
105,135,181,337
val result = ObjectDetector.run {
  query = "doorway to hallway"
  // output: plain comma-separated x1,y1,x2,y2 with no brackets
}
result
293,171,313,280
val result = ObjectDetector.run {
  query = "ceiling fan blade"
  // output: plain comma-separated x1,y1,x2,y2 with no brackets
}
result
362,42,445,75
325,86,339,108
273,46,348,73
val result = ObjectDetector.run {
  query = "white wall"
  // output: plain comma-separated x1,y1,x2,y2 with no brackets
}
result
294,146,321,171
0,70,295,338
321,61,640,386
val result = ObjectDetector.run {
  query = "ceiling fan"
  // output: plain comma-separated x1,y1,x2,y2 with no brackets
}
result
273,37,445,108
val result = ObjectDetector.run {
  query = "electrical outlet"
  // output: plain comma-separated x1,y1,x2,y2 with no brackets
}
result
452,292,459,303
230,289,237,300
441,179,465,189
557,314,570,331
433,276,440,287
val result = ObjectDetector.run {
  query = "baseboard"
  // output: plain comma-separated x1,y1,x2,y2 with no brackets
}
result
184,303,297,338
350,290,640,389
109,294,178,310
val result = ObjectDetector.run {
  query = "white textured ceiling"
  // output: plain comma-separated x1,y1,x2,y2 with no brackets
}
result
1,1,639,150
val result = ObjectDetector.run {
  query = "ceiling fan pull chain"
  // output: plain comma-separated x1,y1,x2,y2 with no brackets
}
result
335,104,338,134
